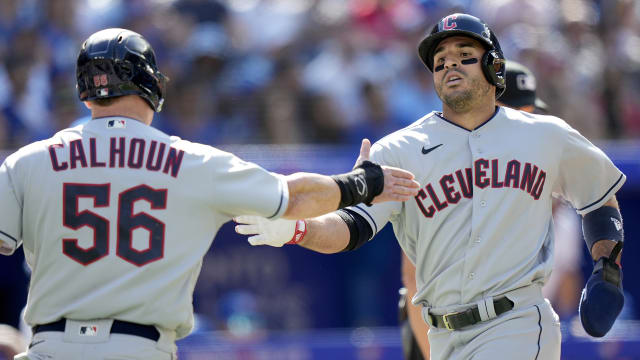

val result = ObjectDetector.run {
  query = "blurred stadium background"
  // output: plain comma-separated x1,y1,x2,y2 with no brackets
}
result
0,0,639,359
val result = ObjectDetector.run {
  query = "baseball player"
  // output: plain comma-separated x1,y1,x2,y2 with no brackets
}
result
235,13,627,360
0,28,420,360
398,59,556,360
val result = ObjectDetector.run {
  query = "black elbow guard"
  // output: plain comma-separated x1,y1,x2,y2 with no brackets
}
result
582,205,624,254
336,209,373,252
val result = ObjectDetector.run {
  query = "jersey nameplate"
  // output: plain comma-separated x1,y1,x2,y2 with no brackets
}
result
48,137,185,178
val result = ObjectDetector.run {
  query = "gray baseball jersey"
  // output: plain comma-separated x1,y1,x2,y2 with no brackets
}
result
349,107,625,309
0,117,288,339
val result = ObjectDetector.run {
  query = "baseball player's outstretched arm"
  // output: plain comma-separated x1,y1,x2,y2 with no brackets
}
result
235,212,351,252
235,140,418,250
281,139,420,220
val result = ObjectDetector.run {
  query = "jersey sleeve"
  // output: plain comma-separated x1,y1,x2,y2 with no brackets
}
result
0,155,23,255
553,122,625,215
346,142,402,238
208,150,289,219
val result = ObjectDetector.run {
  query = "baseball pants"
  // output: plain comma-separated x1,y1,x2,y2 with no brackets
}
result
424,285,561,360
14,319,176,360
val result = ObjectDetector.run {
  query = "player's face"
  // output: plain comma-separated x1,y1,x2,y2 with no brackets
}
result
432,36,493,112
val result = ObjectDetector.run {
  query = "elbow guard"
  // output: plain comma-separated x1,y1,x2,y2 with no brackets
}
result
336,209,373,252
582,205,624,254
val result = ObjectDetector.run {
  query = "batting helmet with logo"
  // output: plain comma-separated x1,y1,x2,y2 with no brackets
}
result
76,28,167,112
418,13,506,99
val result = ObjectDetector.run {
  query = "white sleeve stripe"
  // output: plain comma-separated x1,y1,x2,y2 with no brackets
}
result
0,229,17,245
353,205,378,235
577,173,625,212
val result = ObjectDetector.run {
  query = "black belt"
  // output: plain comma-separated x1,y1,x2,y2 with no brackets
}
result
32,319,160,342
430,297,514,330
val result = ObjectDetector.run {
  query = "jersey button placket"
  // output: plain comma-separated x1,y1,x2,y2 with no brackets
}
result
465,131,483,293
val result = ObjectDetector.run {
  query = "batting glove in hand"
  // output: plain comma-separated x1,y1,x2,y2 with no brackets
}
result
234,216,298,247
579,244,624,337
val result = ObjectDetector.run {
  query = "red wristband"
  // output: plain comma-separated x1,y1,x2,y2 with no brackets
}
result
287,220,307,245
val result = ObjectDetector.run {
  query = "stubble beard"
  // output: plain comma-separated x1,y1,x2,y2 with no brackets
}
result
437,76,492,113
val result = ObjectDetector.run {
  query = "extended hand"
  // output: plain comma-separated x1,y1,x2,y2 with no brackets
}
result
373,166,421,204
353,139,420,204
234,216,297,247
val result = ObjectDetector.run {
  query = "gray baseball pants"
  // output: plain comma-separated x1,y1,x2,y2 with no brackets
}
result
14,319,176,360
423,284,562,360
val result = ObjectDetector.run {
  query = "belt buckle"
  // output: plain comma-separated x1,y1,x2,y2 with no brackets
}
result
442,312,457,330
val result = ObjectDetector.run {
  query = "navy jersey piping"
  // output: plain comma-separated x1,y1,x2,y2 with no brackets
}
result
267,185,285,219
534,305,542,360
578,173,624,212
435,107,500,132
0,230,17,245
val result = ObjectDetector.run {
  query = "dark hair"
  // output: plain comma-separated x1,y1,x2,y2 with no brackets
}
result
90,97,120,107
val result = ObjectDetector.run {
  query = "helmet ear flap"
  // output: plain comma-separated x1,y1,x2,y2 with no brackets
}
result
481,49,506,98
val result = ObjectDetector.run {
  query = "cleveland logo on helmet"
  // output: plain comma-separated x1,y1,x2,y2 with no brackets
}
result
443,15,458,30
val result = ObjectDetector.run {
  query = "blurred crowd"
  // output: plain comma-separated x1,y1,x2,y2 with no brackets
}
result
0,0,639,150
1,0,640,343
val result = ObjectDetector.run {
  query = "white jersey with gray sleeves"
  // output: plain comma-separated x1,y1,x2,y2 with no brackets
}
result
0,117,288,339
348,107,625,309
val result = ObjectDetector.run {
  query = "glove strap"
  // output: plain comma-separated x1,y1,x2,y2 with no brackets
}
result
609,241,623,263
593,253,622,287
286,220,307,245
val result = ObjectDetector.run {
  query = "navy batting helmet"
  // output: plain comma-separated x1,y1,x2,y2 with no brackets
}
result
76,28,167,112
418,13,506,99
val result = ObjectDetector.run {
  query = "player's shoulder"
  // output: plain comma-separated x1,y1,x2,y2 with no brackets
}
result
167,137,228,157
167,137,243,167
367,112,438,165
500,106,573,133
2,131,70,168
373,112,437,151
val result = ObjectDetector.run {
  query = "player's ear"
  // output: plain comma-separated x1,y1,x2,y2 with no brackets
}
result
83,101,92,110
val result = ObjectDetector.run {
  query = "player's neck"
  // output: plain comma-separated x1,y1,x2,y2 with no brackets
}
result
90,97,154,126
442,100,496,131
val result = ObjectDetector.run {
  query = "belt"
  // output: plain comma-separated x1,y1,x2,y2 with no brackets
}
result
430,297,514,330
32,319,160,342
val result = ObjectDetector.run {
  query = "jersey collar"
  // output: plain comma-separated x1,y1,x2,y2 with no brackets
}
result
435,106,501,132
84,116,171,139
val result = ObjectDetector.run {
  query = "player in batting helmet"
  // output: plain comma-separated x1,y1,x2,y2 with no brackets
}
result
76,28,168,112
398,60,550,360
497,60,548,114
417,13,506,99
